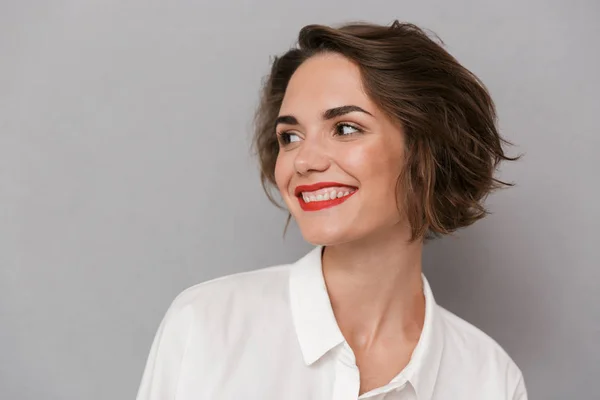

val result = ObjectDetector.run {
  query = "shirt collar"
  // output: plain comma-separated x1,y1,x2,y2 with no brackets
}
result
397,270,444,400
289,245,444,400
289,245,346,365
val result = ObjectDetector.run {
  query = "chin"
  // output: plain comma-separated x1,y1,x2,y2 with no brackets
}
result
297,224,359,247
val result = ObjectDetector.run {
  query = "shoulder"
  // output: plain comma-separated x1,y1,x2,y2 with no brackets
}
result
436,305,526,398
438,305,518,366
137,263,293,398
164,262,292,323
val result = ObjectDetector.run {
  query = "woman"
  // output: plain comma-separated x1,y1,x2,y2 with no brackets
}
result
136,21,527,399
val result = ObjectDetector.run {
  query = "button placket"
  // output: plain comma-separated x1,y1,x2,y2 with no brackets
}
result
332,342,360,399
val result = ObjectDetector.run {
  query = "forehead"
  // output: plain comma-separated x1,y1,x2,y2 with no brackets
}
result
280,53,373,115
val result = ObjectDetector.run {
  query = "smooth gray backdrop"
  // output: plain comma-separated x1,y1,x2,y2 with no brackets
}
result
1,1,598,399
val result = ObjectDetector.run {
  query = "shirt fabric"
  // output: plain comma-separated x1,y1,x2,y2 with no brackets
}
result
136,246,527,400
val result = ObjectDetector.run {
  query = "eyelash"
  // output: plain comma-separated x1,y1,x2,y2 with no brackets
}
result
277,122,364,145
334,123,363,136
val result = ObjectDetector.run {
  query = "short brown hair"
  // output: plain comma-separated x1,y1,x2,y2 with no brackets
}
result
253,21,518,241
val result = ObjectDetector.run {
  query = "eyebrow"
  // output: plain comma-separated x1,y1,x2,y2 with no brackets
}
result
274,105,373,130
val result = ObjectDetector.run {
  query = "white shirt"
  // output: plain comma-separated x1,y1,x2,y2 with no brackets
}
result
136,246,527,400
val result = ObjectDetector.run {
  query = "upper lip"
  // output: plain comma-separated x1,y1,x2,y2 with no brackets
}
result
294,182,358,197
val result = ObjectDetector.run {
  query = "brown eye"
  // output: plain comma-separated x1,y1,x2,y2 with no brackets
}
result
334,123,362,136
278,132,301,145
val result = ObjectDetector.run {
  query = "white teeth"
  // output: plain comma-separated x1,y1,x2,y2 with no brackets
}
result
301,188,355,203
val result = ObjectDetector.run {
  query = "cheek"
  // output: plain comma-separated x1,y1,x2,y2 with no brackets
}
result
341,143,404,222
274,153,291,195
342,141,403,190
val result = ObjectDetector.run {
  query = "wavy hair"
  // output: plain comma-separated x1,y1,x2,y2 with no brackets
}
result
253,20,519,240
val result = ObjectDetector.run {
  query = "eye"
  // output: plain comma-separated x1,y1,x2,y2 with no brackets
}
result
334,123,362,136
277,132,301,146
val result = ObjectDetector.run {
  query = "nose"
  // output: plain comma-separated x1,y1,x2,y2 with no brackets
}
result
293,136,331,176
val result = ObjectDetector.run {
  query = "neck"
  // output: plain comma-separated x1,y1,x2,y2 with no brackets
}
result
321,223,425,351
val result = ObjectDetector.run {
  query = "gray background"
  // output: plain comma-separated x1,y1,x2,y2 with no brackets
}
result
1,1,598,399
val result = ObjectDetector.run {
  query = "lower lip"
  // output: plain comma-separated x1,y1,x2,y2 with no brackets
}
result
298,191,357,211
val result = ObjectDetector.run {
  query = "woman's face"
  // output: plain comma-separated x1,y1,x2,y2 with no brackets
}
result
274,52,407,246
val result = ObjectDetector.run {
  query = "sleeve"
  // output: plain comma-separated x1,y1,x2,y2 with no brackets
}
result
511,373,528,400
136,295,194,400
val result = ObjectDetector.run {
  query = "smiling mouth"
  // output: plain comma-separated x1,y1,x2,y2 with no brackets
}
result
294,184,358,211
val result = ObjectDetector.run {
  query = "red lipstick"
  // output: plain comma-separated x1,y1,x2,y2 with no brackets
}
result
294,182,358,212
